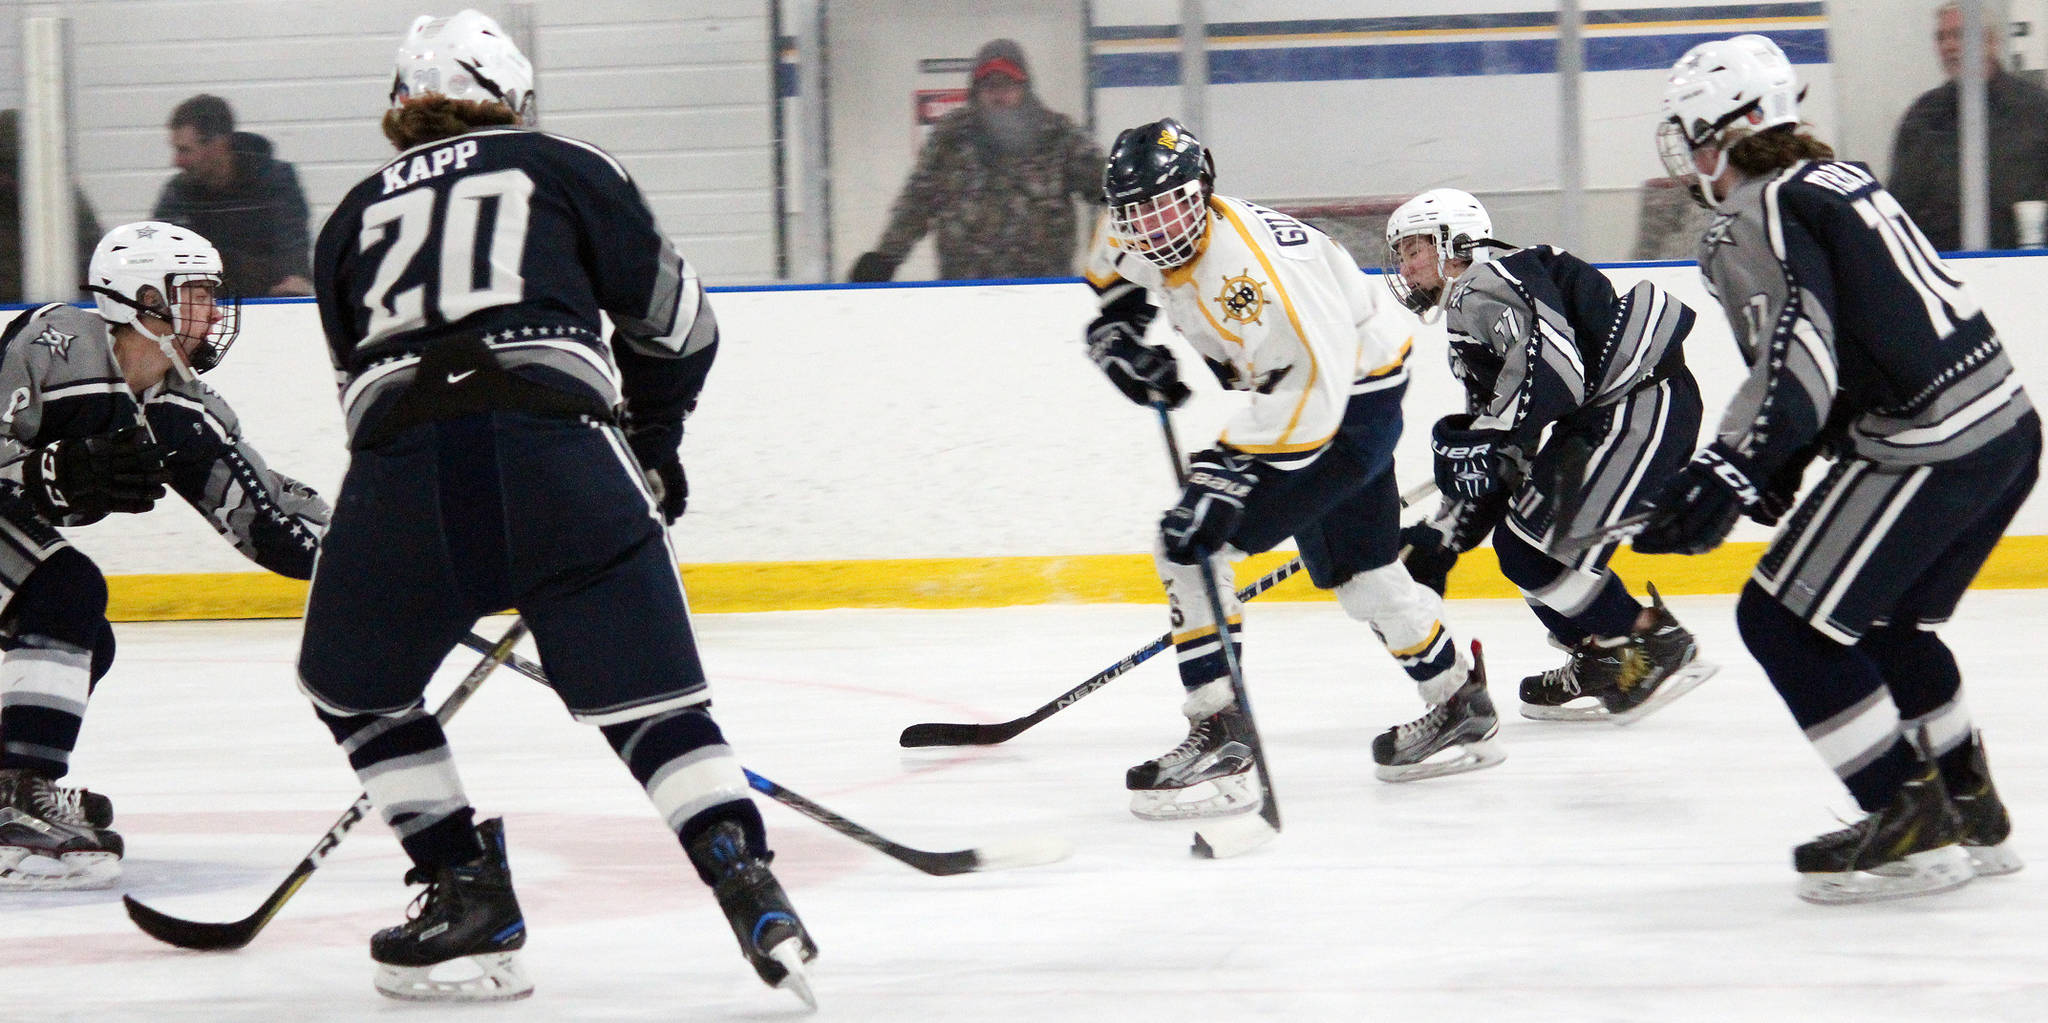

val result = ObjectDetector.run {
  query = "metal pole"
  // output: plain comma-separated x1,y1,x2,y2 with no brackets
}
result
1179,0,1207,137
21,15,79,303
1960,0,1990,250
505,3,538,120
796,0,830,281
1557,0,1585,252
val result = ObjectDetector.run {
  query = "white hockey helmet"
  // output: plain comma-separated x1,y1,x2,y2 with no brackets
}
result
85,221,240,376
1658,34,1803,206
391,9,535,123
1383,188,1496,316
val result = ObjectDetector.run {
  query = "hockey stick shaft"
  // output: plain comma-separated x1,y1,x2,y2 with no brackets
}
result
122,618,531,951
455,637,1067,876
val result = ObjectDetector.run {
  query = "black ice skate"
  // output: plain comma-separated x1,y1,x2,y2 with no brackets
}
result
0,768,123,891
370,817,532,1002
1126,692,1259,821
1794,762,1973,905
1519,584,1715,724
1373,640,1506,782
687,819,819,1010
1943,730,2022,877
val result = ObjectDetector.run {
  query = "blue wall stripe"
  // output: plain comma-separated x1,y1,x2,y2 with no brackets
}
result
1092,5,1826,43
1093,28,1828,87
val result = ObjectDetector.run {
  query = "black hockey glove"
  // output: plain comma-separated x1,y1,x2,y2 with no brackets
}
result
1087,319,1190,409
1431,414,1513,501
849,251,900,283
1398,521,1459,597
645,457,687,524
1160,448,1259,564
23,426,171,523
1632,444,1783,555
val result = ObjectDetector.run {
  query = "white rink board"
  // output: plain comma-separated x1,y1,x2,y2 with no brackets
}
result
40,252,2048,575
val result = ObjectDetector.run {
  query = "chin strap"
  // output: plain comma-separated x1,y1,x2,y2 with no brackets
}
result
1695,146,1730,206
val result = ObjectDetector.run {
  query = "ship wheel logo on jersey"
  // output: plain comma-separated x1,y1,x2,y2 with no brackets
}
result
1215,269,1267,327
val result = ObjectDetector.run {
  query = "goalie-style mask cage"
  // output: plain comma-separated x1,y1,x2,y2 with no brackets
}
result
1658,34,1804,208
391,8,536,124
85,221,241,376
1383,188,1497,317
1103,118,1216,270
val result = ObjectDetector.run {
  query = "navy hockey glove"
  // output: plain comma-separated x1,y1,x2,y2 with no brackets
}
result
23,426,170,523
1431,414,1513,501
849,251,899,283
1398,521,1459,597
1632,444,1781,555
1087,320,1190,409
1160,448,1259,564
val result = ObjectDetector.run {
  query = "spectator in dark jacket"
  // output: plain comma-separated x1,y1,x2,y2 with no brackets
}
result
0,109,102,304
151,94,313,297
1888,2,2048,250
849,39,1104,282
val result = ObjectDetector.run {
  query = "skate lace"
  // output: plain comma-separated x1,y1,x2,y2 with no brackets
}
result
1540,658,1583,697
37,785,86,823
1396,701,1452,741
1160,717,1217,762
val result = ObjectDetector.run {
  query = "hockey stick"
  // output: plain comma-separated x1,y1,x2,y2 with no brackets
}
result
1551,511,1655,559
122,618,531,951
452,635,1073,877
1155,406,1281,858
897,478,1439,749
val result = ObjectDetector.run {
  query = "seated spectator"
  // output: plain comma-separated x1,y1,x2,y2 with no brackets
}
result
151,94,313,296
849,39,1103,282
0,109,102,304
1889,2,2048,250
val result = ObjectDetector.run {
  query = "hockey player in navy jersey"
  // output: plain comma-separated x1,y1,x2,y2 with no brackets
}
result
0,221,327,890
1385,189,1716,725
1653,35,2037,903
299,10,813,1004
1085,118,1499,802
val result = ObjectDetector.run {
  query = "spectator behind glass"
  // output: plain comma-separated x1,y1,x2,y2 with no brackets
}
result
0,109,102,304
849,39,1104,282
1888,2,2048,250
151,94,314,297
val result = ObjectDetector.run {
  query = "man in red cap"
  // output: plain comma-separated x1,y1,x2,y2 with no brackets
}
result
850,39,1103,282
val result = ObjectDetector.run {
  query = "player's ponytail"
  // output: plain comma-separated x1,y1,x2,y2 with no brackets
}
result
382,95,519,150
1727,123,1835,176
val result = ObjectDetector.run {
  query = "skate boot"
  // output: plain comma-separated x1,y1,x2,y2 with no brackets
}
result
687,819,818,1009
1943,730,2021,877
1374,640,1506,782
1519,584,1715,724
1794,762,1973,905
0,767,123,890
1126,682,1259,821
371,817,532,1002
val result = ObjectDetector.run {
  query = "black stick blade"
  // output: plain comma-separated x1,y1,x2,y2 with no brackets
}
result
898,720,1021,747
122,894,263,951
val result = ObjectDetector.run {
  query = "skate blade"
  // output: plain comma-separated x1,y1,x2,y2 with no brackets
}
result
1190,812,1279,859
1374,737,1507,783
765,937,818,1011
1129,773,1259,821
1518,698,1612,722
1965,842,2024,877
1609,662,1718,726
0,849,120,891
1796,845,1974,905
374,951,534,1002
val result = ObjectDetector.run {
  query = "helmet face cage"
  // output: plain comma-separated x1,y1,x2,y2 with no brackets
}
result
1658,34,1803,208
165,274,241,373
1382,190,1492,316
1109,178,1210,269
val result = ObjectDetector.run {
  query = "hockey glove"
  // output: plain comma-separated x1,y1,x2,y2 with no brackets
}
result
1398,520,1459,597
1632,444,1777,555
645,457,687,524
1431,414,1513,501
23,426,170,523
1160,448,1259,564
1087,319,1190,409
849,251,899,283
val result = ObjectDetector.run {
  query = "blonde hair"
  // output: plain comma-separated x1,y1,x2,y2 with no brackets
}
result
382,95,518,150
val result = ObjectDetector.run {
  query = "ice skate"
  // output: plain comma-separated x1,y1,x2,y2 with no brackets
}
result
371,817,533,1002
0,768,123,891
1794,763,1973,905
1126,686,1260,821
688,819,819,1010
1374,640,1506,782
1519,584,1715,724
1943,731,2022,877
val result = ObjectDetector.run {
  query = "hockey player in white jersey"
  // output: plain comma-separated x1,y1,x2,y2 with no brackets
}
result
1385,189,1716,725
1083,118,1499,806
0,221,328,889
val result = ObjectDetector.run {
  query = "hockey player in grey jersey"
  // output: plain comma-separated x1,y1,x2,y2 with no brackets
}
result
0,221,328,890
1652,35,2036,903
1385,189,1716,725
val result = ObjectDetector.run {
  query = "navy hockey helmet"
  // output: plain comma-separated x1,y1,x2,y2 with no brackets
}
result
1103,118,1216,269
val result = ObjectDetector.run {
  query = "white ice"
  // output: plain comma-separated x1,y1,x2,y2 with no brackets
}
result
10,593,2048,1022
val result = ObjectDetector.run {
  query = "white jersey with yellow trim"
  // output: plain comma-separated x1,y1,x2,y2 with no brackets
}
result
1085,194,1410,471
